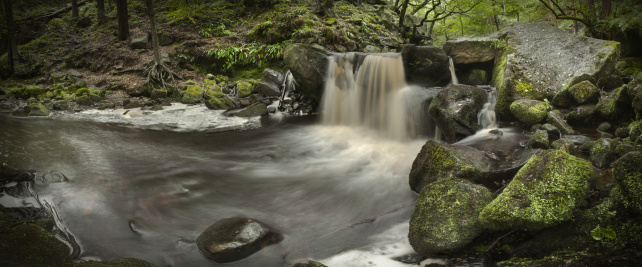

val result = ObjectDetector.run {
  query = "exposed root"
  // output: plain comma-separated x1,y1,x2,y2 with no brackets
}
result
143,60,177,88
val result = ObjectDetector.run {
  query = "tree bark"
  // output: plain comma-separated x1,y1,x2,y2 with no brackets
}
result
97,0,105,23
3,0,18,73
71,0,78,18
398,0,409,38
116,0,129,40
600,0,611,19
146,0,160,64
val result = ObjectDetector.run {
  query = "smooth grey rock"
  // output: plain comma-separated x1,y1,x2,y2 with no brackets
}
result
255,69,283,97
131,34,149,50
401,45,451,87
428,84,487,143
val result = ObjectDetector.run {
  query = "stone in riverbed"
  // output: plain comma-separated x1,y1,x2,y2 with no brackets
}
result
196,217,282,263
428,84,487,143
283,44,329,100
255,69,283,97
409,179,493,255
509,99,548,127
613,151,642,212
478,150,594,230
228,103,268,117
568,80,600,105
27,102,50,116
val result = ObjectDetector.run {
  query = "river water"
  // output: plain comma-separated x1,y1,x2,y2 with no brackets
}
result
0,105,429,266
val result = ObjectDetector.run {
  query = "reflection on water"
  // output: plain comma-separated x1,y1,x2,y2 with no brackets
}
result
0,113,425,266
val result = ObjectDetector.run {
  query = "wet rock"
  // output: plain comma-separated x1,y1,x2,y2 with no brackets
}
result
401,45,451,87
124,101,143,109
551,138,577,155
629,120,642,143
546,110,574,135
150,89,167,100
228,103,268,117
255,69,283,97
284,44,329,100
461,69,488,85
74,258,157,267
615,126,630,138
442,37,497,64
568,80,600,105
181,84,202,104
541,123,560,137
479,150,594,230
613,151,642,212
597,122,612,132
428,84,487,143
131,34,149,50
27,102,50,116
590,138,618,168
565,104,597,125
37,172,69,184
409,179,493,255
490,23,618,118
527,129,549,149
562,135,592,146
196,217,282,263
205,96,235,110
509,99,548,127
237,80,256,98
551,85,574,108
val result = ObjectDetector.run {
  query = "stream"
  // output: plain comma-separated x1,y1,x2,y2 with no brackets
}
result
0,106,430,266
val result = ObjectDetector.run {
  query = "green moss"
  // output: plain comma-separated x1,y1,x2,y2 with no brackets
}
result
27,102,51,116
181,84,202,104
409,179,493,254
204,86,224,100
205,96,234,110
73,258,157,267
568,80,599,104
509,99,549,126
0,223,71,266
75,87,91,96
236,80,255,98
613,151,642,212
491,50,512,118
479,150,594,230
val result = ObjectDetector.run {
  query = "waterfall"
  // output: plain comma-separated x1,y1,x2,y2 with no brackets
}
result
478,86,498,129
320,53,432,140
449,57,458,85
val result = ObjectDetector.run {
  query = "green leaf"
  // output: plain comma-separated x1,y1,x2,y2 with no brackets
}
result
590,226,616,241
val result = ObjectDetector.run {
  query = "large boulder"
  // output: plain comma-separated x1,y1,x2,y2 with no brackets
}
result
568,80,600,105
284,44,329,100
442,37,498,64
255,69,283,97
196,217,282,263
489,23,619,118
428,84,487,143
409,179,493,255
130,34,149,50
479,150,594,230
613,151,642,212
401,45,451,87
409,138,535,193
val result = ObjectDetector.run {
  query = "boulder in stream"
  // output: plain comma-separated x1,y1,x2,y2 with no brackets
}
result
196,217,282,263
284,44,329,100
479,150,594,230
509,99,549,127
442,37,498,64
255,69,283,97
401,45,451,87
613,151,642,212
409,179,493,255
428,84,487,143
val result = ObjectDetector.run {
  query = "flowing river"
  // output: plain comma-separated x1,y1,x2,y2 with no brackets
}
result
0,107,430,266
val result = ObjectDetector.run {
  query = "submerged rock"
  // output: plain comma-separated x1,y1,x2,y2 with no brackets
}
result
479,150,594,230
284,44,329,100
409,179,493,255
196,217,282,263
401,45,451,87
428,84,487,143
613,151,642,212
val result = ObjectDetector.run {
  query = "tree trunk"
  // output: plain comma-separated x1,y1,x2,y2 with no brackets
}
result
97,0,105,23
116,0,129,40
3,0,18,74
398,0,409,38
146,0,161,64
587,0,596,17
71,0,78,18
600,0,611,19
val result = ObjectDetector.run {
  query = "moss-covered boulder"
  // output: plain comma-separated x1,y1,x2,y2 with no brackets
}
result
509,99,549,127
479,150,594,230
409,179,493,255
613,151,642,212
629,120,642,144
596,85,633,121
291,261,327,267
284,44,329,100
442,37,497,64
236,80,256,98
565,104,597,125
229,103,268,117
205,97,235,110
401,45,451,87
546,110,574,135
428,84,487,143
590,138,619,168
568,80,600,105
527,129,549,149
181,84,202,104
551,138,577,155
27,102,50,116
150,89,167,100
196,217,282,263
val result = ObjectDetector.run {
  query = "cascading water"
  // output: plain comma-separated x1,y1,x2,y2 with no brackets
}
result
448,57,458,85
320,53,433,140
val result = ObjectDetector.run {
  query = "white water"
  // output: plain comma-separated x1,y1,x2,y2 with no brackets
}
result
449,57,459,85
320,53,433,140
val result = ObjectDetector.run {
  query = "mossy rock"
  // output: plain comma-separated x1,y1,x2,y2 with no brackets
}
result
527,129,549,149
546,110,574,135
150,89,167,100
73,258,157,267
124,101,143,109
0,223,71,266
551,85,573,108
509,99,549,127
205,97,235,110
568,80,600,105
181,84,202,104
291,261,327,267
409,140,490,193
564,104,597,125
596,85,633,121
428,84,488,142
590,138,619,168
613,151,642,212
204,86,224,100
479,150,594,230
236,80,256,98
629,120,642,144
27,102,51,116
551,138,577,155
230,103,267,117
409,179,493,255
